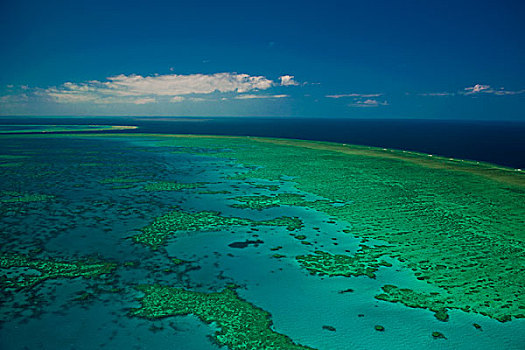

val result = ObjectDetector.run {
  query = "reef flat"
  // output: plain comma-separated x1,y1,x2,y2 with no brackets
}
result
131,207,303,249
375,285,452,322
99,177,140,184
143,181,207,192
0,190,55,203
0,253,117,290
130,284,314,350
230,193,313,210
296,246,392,279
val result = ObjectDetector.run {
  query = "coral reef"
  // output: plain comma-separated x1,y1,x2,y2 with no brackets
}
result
296,246,392,278
165,135,524,322
230,193,330,211
0,253,117,290
322,325,336,332
130,284,315,350
143,181,207,192
99,177,139,184
131,207,303,249
0,190,55,203
375,285,452,321
431,331,446,339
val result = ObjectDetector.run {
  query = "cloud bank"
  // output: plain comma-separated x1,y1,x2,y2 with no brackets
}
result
278,75,299,86
326,93,382,98
41,73,282,104
417,92,455,96
0,72,301,106
463,84,525,96
234,94,289,99
350,99,389,107
325,92,387,107
420,84,525,97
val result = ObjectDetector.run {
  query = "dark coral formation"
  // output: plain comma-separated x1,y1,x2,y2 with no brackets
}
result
296,246,392,278
131,207,303,249
375,285,451,321
230,193,310,210
143,181,207,191
130,284,315,350
0,190,55,203
0,253,117,290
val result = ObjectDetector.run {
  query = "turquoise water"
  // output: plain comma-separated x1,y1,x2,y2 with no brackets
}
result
0,134,523,349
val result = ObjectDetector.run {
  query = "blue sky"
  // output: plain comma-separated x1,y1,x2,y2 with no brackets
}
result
1,0,524,119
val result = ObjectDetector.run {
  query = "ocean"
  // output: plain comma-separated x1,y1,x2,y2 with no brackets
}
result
1,116,524,168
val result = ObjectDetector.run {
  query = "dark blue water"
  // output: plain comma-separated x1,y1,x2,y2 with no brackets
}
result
1,117,524,168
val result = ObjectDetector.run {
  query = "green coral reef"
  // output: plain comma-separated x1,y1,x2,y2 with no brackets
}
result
99,177,139,184
431,331,446,339
0,190,55,203
143,181,206,191
230,193,346,214
131,207,303,249
230,193,311,210
374,283,523,322
1,132,523,348
375,285,452,321
130,284,314,350
158,135,524,322
0,253,117,290
296,246,392,278
0,155,27,168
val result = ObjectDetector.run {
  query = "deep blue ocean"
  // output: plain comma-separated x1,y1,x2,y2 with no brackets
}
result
1,117,524,168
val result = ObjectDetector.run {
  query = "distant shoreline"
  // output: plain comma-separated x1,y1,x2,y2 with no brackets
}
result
0,125,138,134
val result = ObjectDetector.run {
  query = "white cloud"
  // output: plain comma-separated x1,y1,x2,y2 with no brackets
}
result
464,84,492,94
44,89,98,103
326,93,382,98
279,75,299,86
103,73,274,96
38,72,287,104
133,97,156,105
170,96,185,103
418,84,524,97
418,92,455,96
349,99,388,107
0,72,303,107
325,92,387,107
0,94,29,103
234,94,289,99
462,84,525,96
491,88,525,96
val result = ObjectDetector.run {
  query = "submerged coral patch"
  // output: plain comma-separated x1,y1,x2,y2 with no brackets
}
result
143,181,207,191
0,190,55,203
296,246,392,278
0,253,117,290
131,207,303,249
130,284,315,350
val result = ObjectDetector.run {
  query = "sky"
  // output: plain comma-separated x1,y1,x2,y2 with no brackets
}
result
0,0,524,119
